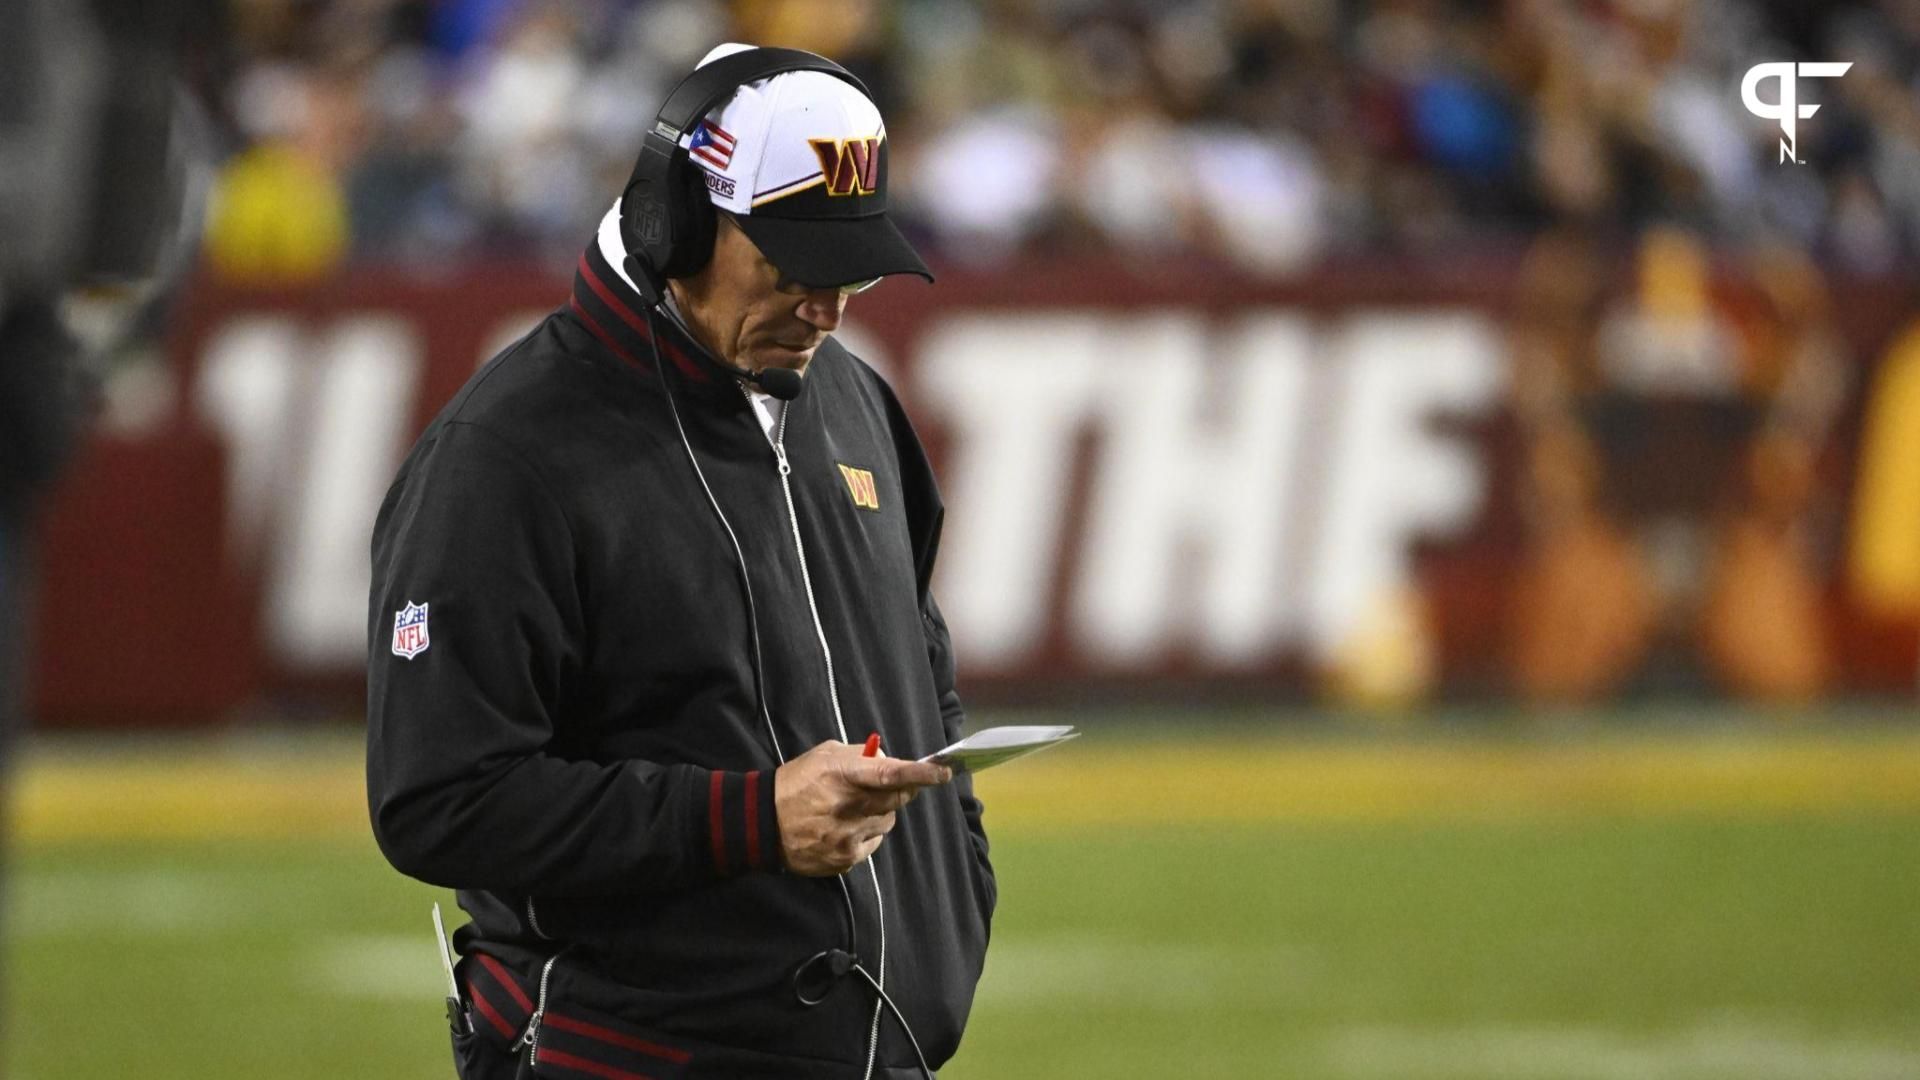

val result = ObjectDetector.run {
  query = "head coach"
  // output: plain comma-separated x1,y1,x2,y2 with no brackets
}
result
366,43,993,1080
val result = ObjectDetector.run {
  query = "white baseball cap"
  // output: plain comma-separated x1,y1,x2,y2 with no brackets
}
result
678,43,931,288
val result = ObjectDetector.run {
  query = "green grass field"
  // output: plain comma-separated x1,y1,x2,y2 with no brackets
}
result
8,717,1920,1079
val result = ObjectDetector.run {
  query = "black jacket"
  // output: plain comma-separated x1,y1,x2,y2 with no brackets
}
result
366,235,994,1078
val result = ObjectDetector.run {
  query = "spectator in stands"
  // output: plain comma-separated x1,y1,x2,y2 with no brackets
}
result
195,0,1920,275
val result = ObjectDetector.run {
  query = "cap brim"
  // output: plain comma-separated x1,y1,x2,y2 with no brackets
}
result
733,212,933,289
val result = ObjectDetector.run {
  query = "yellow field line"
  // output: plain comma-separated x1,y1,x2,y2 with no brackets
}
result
9,733,1920,845
981,736,1920,829
9,757,372,845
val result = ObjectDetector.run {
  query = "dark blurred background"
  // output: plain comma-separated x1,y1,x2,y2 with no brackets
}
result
186,0,1920,274
24,0,1920,724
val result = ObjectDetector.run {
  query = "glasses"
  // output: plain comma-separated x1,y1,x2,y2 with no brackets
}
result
774,273,882,297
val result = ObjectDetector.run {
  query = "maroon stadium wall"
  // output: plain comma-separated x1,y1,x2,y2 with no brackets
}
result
30,261,1920,727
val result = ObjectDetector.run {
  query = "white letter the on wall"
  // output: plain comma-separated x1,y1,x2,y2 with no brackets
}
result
1071,314,1311,666
1303,313,1504,659
920,314,1104,668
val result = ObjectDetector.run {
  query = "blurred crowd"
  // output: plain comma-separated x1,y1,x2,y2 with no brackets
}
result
198,0,1920,282
14,0,1918,721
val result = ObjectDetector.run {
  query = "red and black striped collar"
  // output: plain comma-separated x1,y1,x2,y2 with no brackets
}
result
567,237,714,387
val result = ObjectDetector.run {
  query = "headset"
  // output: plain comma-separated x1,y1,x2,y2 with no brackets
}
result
618,46,870,306
624,47,935,1080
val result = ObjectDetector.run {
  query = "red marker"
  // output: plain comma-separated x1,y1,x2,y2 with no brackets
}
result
861,733,882,757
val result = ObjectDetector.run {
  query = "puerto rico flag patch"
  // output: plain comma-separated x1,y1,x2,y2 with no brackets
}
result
392,601,431,659
688,120,736,171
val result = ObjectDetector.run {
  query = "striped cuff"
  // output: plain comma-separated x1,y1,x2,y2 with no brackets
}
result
702,769,783,877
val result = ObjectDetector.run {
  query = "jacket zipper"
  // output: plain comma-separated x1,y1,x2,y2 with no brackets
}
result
517,953,560,1069
525,896,549,939
767,398,889,1080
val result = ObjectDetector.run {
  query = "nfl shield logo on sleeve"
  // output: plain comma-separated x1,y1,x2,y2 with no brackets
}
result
392,602,431,659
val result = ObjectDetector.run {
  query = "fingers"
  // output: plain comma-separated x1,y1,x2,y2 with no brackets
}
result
818,813,893,875
861,810,897,841
846,756,953,791
837,787,916,818
812,738,954,790
785,818,895,876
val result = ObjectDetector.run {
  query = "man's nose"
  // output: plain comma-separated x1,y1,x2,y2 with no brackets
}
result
796,289,845,332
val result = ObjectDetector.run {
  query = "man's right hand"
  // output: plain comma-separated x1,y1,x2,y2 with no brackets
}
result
773,740,953,876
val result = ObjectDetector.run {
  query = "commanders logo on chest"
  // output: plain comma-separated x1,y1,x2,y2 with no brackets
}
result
837,464,880,511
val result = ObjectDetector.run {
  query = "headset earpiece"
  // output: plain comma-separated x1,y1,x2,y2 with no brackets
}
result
624,123,714,283
667,154,716,278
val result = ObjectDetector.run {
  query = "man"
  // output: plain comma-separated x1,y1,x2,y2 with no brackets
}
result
366,44,993,1080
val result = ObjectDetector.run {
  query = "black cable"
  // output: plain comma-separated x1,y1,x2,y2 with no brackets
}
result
850,961,935,1080
793,951,934,1079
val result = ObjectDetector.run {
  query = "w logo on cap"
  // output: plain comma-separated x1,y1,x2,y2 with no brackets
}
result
810,137,880,197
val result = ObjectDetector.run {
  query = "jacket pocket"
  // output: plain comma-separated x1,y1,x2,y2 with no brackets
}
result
529,1000,694,1080
966,847,995,925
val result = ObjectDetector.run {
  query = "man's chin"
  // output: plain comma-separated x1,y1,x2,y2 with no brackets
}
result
749,345,817,373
